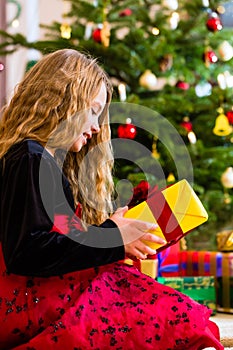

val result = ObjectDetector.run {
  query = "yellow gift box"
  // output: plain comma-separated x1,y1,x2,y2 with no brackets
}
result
124,179,208,252
124,258,158,279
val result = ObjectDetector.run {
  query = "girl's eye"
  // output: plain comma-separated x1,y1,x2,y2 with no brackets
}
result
91,108,97,116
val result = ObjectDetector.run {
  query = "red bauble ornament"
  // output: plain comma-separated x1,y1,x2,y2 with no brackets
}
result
117,121,137,139
180,117,193,132
206,13,223,32
205,50,218,63
226,110,233,125
176,81,190,90
92,28,102,43
119,8,132,17
0,62,5,72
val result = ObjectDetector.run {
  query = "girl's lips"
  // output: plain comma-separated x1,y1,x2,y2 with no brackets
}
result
82,135,87,145
84,131,92,139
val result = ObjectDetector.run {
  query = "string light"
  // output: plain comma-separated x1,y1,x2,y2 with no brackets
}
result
169,12,180,30
60,0,72,39
217,71,233,89
188,131,197,144
84,22,94,40
118,83,127,102
11,19,19,28
7,0,22,28
152,27,160,36
217,5,225,14
202,0,209,7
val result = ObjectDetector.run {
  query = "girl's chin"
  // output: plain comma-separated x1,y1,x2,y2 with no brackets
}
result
69,139,86,152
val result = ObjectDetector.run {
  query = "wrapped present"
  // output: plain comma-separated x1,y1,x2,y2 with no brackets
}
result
216,276,233,313
124,179,208,253
179,251,233,277
124,258,158,279
216,230,233,251
157,276,216,315
157,243,180,277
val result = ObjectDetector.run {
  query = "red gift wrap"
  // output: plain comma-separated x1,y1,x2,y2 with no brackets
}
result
178,251,232,277
157,243,180,277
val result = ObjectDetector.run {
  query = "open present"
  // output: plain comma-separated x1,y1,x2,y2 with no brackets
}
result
124,179,208,253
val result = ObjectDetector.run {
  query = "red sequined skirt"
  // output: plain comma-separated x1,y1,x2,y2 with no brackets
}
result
0,246,223,350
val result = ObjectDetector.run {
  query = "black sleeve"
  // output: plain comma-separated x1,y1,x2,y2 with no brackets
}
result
1,152,125,277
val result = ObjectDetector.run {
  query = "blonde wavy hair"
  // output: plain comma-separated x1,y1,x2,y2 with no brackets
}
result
0,49,114,226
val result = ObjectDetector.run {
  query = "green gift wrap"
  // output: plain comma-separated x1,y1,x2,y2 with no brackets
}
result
157,276,216,315
216,276,233,313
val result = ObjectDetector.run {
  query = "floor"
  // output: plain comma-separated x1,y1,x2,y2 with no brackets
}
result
209,313,233,349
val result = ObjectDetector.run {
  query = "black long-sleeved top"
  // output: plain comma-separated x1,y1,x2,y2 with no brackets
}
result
0,140,125,277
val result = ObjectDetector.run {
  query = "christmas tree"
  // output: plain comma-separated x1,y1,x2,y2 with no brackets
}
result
1,0,233,250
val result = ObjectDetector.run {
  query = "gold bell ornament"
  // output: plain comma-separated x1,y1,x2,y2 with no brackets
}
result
167,173,176,183
151,137,160,159
213,108,232,136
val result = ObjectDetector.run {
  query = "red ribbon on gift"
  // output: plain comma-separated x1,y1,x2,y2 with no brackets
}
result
146,186,185,252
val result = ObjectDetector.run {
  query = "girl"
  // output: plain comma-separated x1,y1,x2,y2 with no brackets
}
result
0,49,223,349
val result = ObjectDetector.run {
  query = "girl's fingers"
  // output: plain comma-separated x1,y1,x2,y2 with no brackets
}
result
114,206,128,216
131,247,148,260
133,234,166,257
137,243,157,257
132,241,156,258
142,232,166,245
135,251,148,260
134,221,158,232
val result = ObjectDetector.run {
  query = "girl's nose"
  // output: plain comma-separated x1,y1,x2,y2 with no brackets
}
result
91,122,100,134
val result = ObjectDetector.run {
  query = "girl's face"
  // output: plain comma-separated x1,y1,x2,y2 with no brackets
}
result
69,82,107,152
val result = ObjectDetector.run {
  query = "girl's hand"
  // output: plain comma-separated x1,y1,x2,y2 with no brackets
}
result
110,206,166,260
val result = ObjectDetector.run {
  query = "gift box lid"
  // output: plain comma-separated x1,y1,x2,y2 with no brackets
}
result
124,179,208,252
